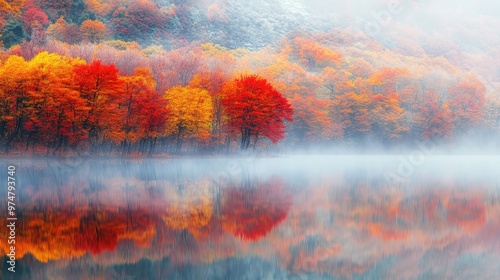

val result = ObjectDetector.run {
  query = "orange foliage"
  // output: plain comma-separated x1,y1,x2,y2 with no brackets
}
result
80,19,107,43
0,207,156,262
290,94,342,142
292,37,342,68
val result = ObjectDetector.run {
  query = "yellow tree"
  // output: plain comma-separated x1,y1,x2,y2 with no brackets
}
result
164,86,213,152
189,68,230,148
0,55,30,151
24,52,88,155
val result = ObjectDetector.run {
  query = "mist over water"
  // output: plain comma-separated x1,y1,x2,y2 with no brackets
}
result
1,156,500,279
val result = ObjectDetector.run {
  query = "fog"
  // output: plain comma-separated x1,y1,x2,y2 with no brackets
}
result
300,0,500,18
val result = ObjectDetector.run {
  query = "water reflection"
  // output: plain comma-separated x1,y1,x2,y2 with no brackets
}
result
1,157,500,279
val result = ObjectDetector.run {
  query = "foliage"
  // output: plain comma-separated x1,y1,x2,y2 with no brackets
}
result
164,85,213,151
0,1,498,154
222,75,293,149
2,19,25,48
79,19,106,43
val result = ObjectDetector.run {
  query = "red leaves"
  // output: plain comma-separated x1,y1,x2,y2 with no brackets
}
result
74,60,124,145
221,178,292,241
22,8,49,30
136,89,168,139
222,75,293,149
74,60,123,98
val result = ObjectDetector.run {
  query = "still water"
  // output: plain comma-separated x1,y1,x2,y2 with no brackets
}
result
1,156,500,279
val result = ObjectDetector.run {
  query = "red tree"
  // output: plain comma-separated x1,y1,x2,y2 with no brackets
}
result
22,8,49,34
222,75,293,149
136,89,167,155
73,60,124,152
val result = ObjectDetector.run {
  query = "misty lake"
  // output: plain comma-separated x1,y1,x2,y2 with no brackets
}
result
1,156,500,279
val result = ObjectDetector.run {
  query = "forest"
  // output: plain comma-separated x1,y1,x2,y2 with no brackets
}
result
0,0,499,155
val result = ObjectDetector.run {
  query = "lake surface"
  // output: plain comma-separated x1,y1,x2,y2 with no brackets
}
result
1,156,500,279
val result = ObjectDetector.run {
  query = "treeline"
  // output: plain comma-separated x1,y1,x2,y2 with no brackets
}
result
0,52,293,155
1,31,499,155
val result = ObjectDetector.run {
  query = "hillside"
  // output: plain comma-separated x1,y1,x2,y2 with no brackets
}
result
0,0,499,155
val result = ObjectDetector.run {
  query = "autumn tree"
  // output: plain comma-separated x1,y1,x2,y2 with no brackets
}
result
448,74,486,135
79,19,106,43
85,0,119,17
320,67,355,98
371,93,408,142
0,55,30,151
110,0,168,41
135,86,168,156
222,75,294,150
289,94,342,145
413,91,453,140
47,16,81,44
330,92,372,143
73,60,124,153
118,67,163,155
292,37,342,68
262,53,319,98
368,67,410,95
189,68,230,148
164,86,213,152
160,48,202,88
23,52,88,155
22,7,49,37
0,53,89,154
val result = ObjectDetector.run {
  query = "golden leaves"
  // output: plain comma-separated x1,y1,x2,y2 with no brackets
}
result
164,86,213,141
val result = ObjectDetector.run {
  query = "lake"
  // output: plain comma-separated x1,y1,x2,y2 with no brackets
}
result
1,156,500,279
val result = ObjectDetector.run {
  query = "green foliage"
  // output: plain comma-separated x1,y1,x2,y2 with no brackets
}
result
69,0,96,25
1,19,26,49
